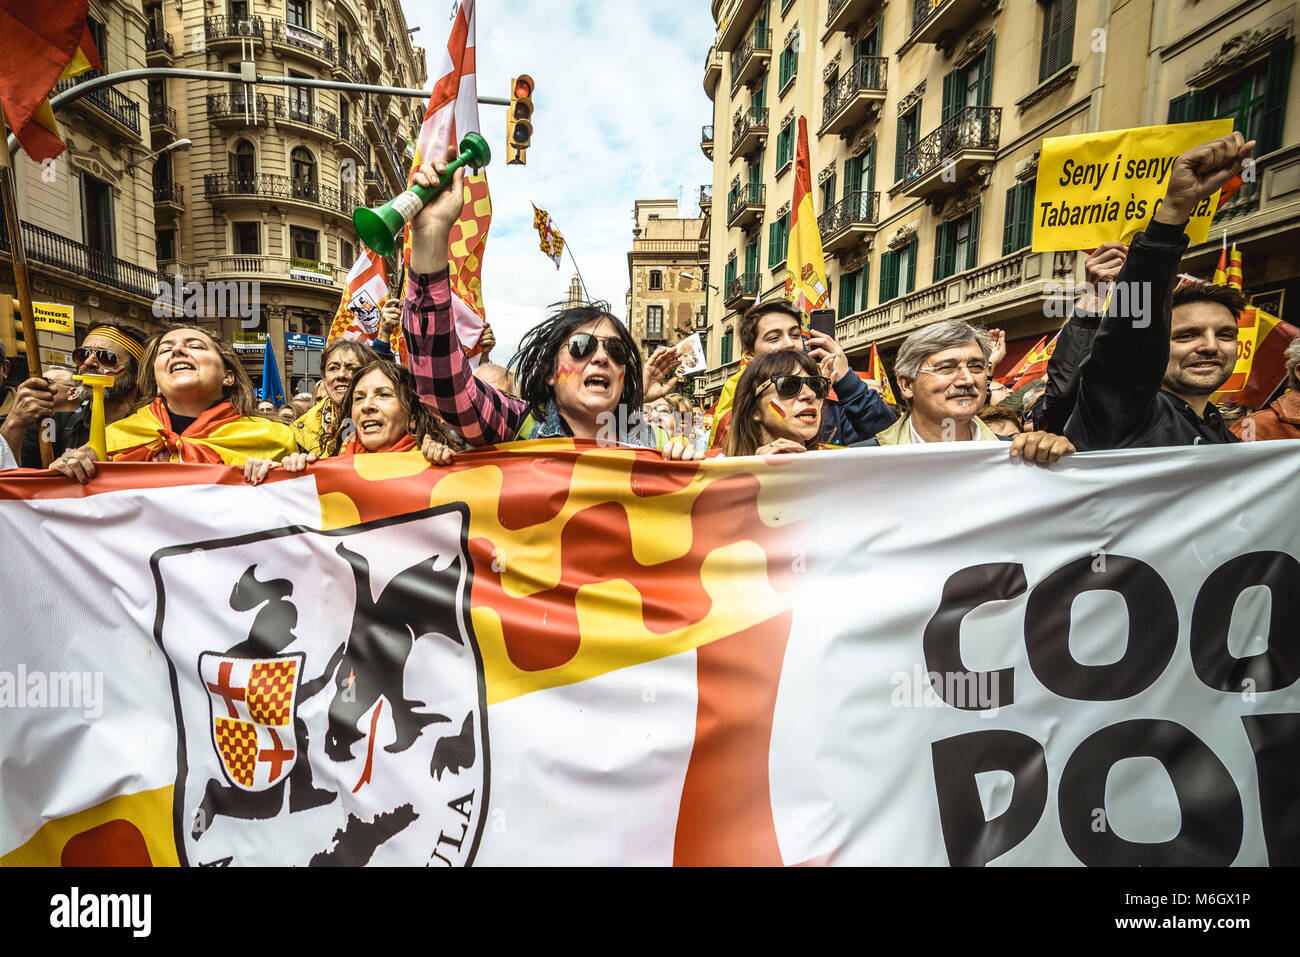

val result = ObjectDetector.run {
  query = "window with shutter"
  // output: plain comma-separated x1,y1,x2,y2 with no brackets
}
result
895,109,918,181
745,239,759,277
903,239,917,295
839,271,858,319
1260,39,1294,156
934,221,950,282
1003,184,1034,255
1039,0,1075,83
978,37,996,107
880,249,899,302
845,154,863,196
865,139,876,194
942,69,963,123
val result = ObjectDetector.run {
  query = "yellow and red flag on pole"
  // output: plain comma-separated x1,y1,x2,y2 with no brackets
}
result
998,333,1059,389
0,0,103,163
1210,244,1298,406
866,342,897,406
327,247,398,356
783,116,829,333
1212,236,1228,285
400,0,492,364
531,203,565,269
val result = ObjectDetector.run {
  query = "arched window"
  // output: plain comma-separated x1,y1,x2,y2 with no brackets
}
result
229,139,255,190
291,147,316,200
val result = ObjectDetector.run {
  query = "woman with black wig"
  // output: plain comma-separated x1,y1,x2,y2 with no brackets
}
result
398,147,699,460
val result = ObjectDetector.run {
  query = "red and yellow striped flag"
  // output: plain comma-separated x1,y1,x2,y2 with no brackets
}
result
783,116,829,333
0,1,103,163
1211,244,1228,285
1226,242,1243,290
998,333,1058,389
1210,243,1299,406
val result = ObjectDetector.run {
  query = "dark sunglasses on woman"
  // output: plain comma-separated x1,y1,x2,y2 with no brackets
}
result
765,374,831,399
73,347,121,367
566,333,629,366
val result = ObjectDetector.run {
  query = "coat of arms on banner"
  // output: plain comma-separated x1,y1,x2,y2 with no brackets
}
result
151,506,489,866
345,288,381,336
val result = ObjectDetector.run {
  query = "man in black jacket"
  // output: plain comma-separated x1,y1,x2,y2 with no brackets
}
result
1063,132,1255,450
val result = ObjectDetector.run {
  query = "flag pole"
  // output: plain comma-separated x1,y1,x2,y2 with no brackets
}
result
0,100,53,466
565,242,593,304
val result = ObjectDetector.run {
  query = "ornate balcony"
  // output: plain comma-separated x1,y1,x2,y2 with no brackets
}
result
0,219,167,302
53,71,140,140
153,181,184,217
901,105,1001,200
729,25,771,95
204,172,356,223
701,124,714,160
726,182,765,229
205,254,347,289
270,19,336,68
336,120,370,165
717,0,764,52
149,103,176,133
699,185,712,214
704,45,722,99
907,0,987,54
817,190,880,253
145,26,173,64
203,15,266,48
820,56,887,138
280,99,340,140
825,0,886,38
333,50,365,85
724,272,761,309
207,92,276,126
730,106,768,160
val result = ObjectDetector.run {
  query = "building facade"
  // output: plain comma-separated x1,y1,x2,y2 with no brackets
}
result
2,0,426,396
625,199,709,385
700,0,1299,402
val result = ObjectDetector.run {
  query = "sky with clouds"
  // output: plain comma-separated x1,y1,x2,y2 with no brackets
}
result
404,0,716,362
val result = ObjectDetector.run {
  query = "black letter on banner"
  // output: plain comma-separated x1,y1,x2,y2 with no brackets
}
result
1025,555,1176,700
931,730,1047,866
1241,713,1300,865
1191,551,1300,692
922,563,1025,710
1058,719,1243,866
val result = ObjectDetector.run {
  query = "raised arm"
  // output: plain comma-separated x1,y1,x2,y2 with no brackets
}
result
403,146,528,445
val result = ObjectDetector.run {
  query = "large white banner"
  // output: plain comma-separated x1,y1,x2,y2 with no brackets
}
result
0,442,1295,866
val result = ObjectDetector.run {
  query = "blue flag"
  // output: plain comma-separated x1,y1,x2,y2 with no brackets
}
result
260,337,285,407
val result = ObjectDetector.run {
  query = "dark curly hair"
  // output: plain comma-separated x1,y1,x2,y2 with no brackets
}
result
507,301,644,421
331,359,456,454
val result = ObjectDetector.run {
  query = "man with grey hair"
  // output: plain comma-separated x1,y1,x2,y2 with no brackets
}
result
44,367,85,413
1231,336,1300,442
854,318,1075,462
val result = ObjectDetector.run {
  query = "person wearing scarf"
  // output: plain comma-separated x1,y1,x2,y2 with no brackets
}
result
245,359,456,483
52,326,297,484
291,338,381,457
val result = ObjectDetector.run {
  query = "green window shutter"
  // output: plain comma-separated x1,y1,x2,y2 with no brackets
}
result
978,36,996,107
746,239,759,275
845,154,863,196
1040,0,1059,83
767,222,776,266
942,68,962,122
1057,0,1076,76
1019,181,1034,250
1002,185,1018,256
905,239,917,294
1260,39,1294,155
859,261,871,312
968,204,982,269
1167,92,1191,124
895,115,907,181
880,250,898,301
934,221,949,281
865,139,876,193
838,272,857,318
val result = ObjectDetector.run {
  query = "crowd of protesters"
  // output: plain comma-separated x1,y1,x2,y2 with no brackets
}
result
0,131,1288,485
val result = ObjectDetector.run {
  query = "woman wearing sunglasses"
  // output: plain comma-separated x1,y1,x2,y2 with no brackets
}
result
725,350,835,457
51,326,299,483
400,147,699,461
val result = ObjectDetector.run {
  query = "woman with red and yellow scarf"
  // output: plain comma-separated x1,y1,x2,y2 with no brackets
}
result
52,326,297,483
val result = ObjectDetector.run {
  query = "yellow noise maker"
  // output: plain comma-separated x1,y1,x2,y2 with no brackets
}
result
74,373,115,460
1032,119,1233,251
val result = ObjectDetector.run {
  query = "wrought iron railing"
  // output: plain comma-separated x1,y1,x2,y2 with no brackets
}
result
702,124,714,143
54,71,140,134
700,185,712,206
725,272,761,302
271,19,335,61
903,105,1001,181
204,15,265,42
335,51,364,84
912,0,943,33
204,172,355,214
727,183,765,221
732,106,769,145
145,26,173,56
817,190,879,236
0,219,168,299
149,104,176,128
827,0,853,25
153,181,184,205
206,92,278,121
730,25,772,92
338,121,370,163
283,99,339,135
822,56,887,124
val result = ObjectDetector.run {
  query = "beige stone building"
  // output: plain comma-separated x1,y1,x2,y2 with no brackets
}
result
2,0,426,396
700,0,1299,403
625,199,709,387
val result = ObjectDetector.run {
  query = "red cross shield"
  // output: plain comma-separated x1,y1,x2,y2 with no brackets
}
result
200,653,304,792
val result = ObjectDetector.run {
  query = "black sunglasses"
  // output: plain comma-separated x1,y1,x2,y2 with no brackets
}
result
566,333,629,366
74,347,120,367
765,374,831,399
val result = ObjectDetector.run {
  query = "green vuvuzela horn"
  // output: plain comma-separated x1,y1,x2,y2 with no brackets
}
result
353,131,491,256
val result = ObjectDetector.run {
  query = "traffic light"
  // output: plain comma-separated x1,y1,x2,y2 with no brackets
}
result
507,75,533,165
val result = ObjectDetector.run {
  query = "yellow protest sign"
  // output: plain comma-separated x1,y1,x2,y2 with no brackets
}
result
1032,120,1234,251
33,301,74,334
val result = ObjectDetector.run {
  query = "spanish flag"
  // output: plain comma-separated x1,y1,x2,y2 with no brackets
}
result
0,0,103,163
783,116,829,332
1210,244,1298,407
866,342,897,406
998,333,1059,389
